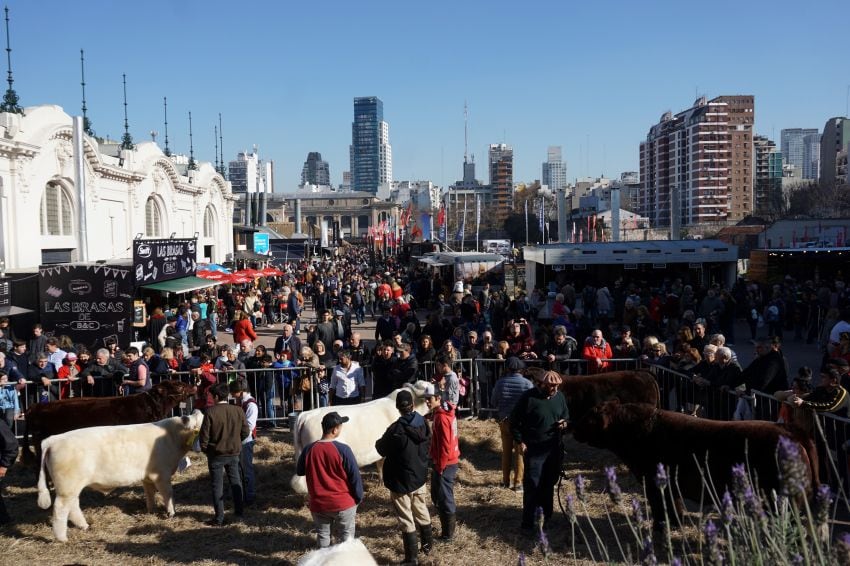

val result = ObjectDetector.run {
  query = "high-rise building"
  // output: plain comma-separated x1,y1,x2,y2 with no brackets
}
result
639,95,754,229
489,143,513,221
753,135,783,217
802,133,821,181
820,117,850,187
228,150,273,225
301,152,331,187
350,96,392,194
228,151,261,194
781,128,818,174
542,146,567,192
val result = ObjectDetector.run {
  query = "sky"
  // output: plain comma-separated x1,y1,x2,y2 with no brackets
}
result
7,0,848,192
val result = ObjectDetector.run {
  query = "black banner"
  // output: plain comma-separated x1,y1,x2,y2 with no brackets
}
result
0,278,9,308
39,264,134,349
133,238,197,286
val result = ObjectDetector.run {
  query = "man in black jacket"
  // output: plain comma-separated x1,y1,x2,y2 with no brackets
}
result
376,390,433,565
371,341,398,399
391,343,419,391
188,311,211,354
0,419,18,524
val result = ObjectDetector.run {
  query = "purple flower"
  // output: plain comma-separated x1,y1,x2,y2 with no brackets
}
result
790,554,803,566
704,520,724,565
631,497,645,523
720,490,735,526
671,558,682,566
743,485,766,519
517,552,526,566
815,484,833,527
731,463,748,500
655,463,668,490
575,474,586,501
565,494,577,524
641,536,657,566
538,529,551,557
604,466,623,504
777,436,809,497
837,532,850,565
534,506,545,531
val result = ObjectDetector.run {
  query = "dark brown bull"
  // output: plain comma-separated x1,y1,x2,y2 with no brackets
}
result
23,380,196,464
524,367,660,423
572,400,816,527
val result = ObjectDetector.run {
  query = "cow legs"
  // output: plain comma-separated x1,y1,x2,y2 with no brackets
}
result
153,477,176,517
142,480,157,513
51,495,72,542
67,497,89,531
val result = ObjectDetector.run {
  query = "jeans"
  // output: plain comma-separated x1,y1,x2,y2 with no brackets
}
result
209,312,218,339
240,441,255,504
431,464,458,514
261,376,277,427
311,505,357,548
521,441,563,528
355,306,365,324
208,454,243,523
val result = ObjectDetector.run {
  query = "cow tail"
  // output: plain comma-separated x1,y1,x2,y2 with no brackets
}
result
37,441,52,509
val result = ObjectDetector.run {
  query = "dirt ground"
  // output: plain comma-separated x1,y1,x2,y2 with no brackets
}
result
1,419,662,565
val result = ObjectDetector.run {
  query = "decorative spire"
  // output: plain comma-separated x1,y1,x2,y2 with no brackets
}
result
120,73,133,150
214,124,220,172
187,111,197,171
163,97,171,156
218,113,227,178
0,6,22,115
80,49,93,136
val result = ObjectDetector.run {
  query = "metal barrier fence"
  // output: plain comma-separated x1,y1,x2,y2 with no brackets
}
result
650,363,850,495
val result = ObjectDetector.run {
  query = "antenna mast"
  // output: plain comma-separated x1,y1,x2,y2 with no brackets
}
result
463,101,468,164
187,111,197,170
120,74,133,150
163,97,171,156
0,6,21,114
218,113,226,177
214,124,219,172
80,49,93,135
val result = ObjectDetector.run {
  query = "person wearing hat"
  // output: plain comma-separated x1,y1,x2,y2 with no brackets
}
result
509,369,569,532
423,382,460,542
228,377,258,506
490,357,533,491
56,352,82,400
199,382,250,527
295,411,363,548
375,389,432,565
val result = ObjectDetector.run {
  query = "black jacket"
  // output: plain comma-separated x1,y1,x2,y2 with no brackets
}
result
375,411,430,494
0,419,18,469
390,356,418,390
740,349,789,394
371,356,398,399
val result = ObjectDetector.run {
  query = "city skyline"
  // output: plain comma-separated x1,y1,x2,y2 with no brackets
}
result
6,0,847,191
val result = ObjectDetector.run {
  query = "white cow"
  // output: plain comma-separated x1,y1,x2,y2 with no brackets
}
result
37,411,204,542
297,538,378,566
290,381,430,494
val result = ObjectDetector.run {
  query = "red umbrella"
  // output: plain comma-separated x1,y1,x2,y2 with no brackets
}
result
260,267,284,277
234,268,260,278
197,270,228,280
225,274,253,285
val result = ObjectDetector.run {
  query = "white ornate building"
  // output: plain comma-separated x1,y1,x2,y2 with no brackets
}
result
0,105,235,270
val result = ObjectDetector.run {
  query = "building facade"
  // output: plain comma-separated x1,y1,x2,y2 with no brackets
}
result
264,192,398,240
488,143,513,222
0,105,235,270
350,96,392,194
639,95,754,229
753,135,783,217
781,128,818,175
802,133,821,181
301,151,330,187
820,117,850,187
541,145,567,192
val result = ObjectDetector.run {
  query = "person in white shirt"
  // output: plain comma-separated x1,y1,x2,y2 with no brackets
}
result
330,350,365,406
229,377,258,506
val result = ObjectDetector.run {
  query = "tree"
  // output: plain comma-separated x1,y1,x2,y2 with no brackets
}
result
503,212,541,246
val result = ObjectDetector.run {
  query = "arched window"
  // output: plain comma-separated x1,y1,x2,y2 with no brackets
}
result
203,206,216,238
40,183,73,236
145,198,162,237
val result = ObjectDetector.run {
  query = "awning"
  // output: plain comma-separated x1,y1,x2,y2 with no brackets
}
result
418,256,452,266
0,305,34,317
139,276,218,294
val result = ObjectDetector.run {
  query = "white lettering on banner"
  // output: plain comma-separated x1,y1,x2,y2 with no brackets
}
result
43,301,126,313
156,244,185,257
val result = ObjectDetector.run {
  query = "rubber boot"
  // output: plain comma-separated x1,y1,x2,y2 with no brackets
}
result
419,523,434,555
402,530,419,565
438,512,456,541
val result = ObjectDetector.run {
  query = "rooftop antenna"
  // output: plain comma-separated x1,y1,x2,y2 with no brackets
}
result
80,49,93,135
218,113,226,177
120,73,133,150
163,97,171,156
187,111,197,170
214,124,219,172
463,100,468,164
0,6,22,114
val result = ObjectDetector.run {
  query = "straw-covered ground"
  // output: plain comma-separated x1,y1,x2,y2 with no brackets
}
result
2,419,692,565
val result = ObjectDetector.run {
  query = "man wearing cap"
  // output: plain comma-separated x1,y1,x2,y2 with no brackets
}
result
376,389,432,564
490,357,533,491
295,411,363,548
509,369,569,531
423,382,460,542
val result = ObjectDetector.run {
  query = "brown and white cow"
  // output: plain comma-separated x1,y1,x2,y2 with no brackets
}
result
37,411,204,542
290,381,430,494
571,400,816,526
24,379,196,463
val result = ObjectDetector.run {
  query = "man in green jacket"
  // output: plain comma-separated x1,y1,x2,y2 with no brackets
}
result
509,370,568,532
200,382,250,526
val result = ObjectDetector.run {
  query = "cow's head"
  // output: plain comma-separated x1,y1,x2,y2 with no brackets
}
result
571,399,620,446
153,380,197,407
180,410,204,448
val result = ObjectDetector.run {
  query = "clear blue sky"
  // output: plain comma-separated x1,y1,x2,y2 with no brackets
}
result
8,0,848,191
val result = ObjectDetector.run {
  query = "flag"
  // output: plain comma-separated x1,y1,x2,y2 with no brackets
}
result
476,195,481,228
455,217,465,241
538,198,544,235
401,202,413,228
421,212,432,240
591,215,597,242
437,205,446,227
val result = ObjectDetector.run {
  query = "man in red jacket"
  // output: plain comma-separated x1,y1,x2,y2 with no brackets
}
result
424,383,460,542
582,329,613,374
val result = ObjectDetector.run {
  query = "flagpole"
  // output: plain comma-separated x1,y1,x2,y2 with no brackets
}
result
524,198,529,246
461,194,467,252
475,195,480,252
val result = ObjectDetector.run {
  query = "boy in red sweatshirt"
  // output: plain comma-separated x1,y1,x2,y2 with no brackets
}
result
424,383,460,541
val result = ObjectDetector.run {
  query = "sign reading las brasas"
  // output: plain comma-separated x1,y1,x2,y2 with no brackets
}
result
132,238,198,285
